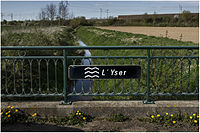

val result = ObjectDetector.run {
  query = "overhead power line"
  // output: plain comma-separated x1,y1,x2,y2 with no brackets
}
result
105,9,110,19
100,8,102,19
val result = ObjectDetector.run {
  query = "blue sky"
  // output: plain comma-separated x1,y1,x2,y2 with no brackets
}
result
1,1,199,21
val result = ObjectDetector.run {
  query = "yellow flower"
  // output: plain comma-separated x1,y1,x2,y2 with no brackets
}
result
15,109,18,112
166,113,168,115
172,121,176,124
1,112,3,115
197,115,199,118
79,113,81,115
171,114,173,117
32,113,37,117
190,116,193,119
157,114,160,117
76,113,78,115
8,111,10,113
8,115,11,117
5,112,8,115
194,120,198,123
83,117,86,120
77,110,79,113
193,114,196,116
151,115,154,118
8,106,10,108
11,106,14,109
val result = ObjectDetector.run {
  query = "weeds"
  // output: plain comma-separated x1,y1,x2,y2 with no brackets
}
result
1,106,93,126
67,110,93,126
138,111,199,128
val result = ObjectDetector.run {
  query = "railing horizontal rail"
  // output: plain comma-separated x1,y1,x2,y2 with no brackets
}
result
1,56,64,59
1,94,63,97
1,46,199,50
2,56,198,59
67,56,147,59
67,56,199,59
150,56,199,59
150,93,199,96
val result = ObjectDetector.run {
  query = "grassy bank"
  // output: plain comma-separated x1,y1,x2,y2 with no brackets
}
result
76,26,198,100
1,26,82,101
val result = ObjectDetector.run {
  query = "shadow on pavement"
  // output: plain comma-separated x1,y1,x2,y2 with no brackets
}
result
1,123,84,132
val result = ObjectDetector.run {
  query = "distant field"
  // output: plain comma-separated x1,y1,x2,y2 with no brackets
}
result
97,26,199,44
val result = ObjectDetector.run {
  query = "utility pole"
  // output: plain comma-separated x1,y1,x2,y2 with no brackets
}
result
106,9,109,19
11,13,13,21
8,13,13,21
179,4,182,14
100,8,102,19
1,13,4,21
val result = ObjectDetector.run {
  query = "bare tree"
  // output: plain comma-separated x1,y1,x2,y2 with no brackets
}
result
58,1,69,20
46,3,57,21
69,11,74,20
39,8,47,20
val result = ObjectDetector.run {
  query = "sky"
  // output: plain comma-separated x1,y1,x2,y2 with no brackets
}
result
1,1,199,21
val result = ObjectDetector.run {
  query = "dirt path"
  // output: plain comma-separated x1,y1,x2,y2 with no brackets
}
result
97,26,199,43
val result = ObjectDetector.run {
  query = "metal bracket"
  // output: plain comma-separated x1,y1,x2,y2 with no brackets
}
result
143,100,155,104
59,101,72,105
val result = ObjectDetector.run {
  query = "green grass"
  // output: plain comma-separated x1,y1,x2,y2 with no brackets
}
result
76,26,199,100
1,26,81,101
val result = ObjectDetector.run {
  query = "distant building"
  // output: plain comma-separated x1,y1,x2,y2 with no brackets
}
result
118,13,198,20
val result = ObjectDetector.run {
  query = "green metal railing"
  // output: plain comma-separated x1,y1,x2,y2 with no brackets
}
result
1,46,199,104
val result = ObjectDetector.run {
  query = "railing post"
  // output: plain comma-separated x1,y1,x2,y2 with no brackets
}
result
143,49,154,104
60,49,71,105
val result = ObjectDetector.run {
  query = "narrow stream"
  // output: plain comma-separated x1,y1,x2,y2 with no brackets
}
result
69,40,93,101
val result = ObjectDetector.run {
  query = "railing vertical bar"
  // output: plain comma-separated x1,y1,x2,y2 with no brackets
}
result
81,57,84,94
143,49,154,104
54,59,58,93
137,59,141,93
155,58,159,93
121,58,125,94
89,58,93,94
72,59,76,94
113,58,117,94
29,59,33,94
171,59,176,94
46,59,50,94
61,49,70,104
129,58,133,93
97,58,100,94
187,59,191,93
105,54,108,94
13,60,17,94
164,58,167,93
195,59,199,93
38,59,41,94
4,60,8,94
180,59,183,93
21,59,25,94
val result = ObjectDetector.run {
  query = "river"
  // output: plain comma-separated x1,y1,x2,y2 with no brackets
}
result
69,40,93,101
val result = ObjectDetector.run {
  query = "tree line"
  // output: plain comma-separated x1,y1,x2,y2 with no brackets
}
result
39,1,74,21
